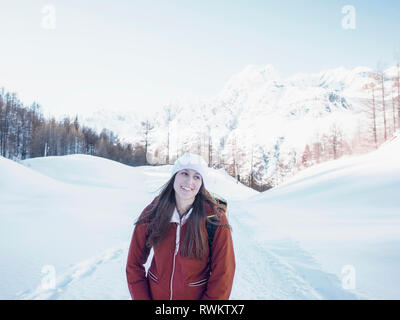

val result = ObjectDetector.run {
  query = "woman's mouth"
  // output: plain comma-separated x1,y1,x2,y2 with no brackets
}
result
181,186,193,192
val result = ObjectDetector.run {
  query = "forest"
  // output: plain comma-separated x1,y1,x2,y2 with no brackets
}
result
0,88,146,166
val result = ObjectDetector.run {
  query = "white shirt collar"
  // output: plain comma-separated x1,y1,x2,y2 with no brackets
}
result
170,207,193,225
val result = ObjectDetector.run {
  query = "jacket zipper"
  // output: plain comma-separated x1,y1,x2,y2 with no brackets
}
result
169,219,181,300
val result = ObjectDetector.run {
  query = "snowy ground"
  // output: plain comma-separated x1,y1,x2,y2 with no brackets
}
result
0,135,399,299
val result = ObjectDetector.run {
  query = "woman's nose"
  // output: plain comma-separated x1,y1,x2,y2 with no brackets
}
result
186,175,195,185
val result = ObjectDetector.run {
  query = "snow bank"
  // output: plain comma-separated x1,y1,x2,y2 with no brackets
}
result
245,135,400,299
1,138,399,299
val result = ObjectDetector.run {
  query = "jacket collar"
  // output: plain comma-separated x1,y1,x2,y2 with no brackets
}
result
170,207,193,225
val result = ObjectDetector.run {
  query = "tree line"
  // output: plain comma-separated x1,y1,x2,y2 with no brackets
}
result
0,88,146,166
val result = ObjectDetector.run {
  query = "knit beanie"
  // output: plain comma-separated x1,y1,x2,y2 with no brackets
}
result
171,153,209,186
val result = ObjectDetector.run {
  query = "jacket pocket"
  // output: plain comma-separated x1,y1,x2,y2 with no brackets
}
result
148,270,159,283
188,278,208,287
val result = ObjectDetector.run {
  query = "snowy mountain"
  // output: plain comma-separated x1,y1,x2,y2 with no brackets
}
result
80,64,398,187
83,108,141,144
0,134,399,299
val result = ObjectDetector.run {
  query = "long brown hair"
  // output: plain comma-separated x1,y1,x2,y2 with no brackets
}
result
135,172,224,260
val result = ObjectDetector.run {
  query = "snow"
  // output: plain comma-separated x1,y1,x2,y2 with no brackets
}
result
245,133,400,299
0,135,399,299
80,63,399,188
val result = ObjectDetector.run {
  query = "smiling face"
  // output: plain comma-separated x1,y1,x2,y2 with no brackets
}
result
173,169,203,204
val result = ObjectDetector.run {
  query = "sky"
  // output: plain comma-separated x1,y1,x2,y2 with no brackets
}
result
0,0,399,119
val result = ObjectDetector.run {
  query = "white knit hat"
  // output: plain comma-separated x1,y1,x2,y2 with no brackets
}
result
171,153,209,186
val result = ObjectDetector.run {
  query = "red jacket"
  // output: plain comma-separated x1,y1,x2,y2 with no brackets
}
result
126,197,235,300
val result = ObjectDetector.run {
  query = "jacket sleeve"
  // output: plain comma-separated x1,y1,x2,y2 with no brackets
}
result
201,213,236,300
126,207,152,300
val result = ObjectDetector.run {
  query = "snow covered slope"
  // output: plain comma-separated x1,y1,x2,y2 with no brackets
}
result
0,136,399,299
0,154,255,299
245,133,400,299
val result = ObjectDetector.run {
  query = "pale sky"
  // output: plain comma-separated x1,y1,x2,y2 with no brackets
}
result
0,0,399,119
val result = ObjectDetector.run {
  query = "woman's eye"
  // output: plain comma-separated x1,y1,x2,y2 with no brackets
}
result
180,171,200,180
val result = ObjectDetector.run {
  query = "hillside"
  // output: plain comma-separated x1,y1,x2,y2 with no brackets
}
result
0,136,399,299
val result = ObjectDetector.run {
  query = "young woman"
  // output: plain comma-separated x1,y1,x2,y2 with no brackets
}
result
126,153,235,300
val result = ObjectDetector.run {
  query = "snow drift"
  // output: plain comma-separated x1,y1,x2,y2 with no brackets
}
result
0,135,399,299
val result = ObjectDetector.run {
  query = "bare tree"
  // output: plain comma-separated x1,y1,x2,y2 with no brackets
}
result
162,104,178,164
312,141,322,164
391,87,397,132
393,62,400,130
374,65,388,141
363,80,379,148
301,144,312,167
329,122,344,160
140,119,155,165
249,142,255,188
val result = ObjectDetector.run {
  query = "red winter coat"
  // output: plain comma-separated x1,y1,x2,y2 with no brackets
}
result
126,197,235,300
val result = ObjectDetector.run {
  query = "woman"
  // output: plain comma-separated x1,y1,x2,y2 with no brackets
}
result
126,153,235,300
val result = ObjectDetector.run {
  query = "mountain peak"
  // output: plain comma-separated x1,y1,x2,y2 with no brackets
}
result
219,64,282,98
236,64,281,83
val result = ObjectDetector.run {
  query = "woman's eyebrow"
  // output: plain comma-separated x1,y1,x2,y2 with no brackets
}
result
182,169,200,176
